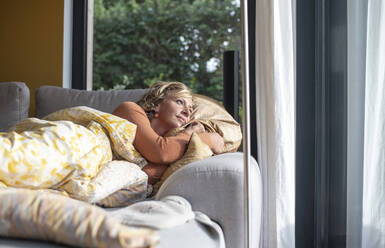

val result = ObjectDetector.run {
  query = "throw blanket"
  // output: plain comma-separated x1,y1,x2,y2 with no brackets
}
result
0,106,147,196
107,195,225,248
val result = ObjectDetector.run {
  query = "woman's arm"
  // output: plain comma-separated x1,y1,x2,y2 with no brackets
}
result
113,102,191,164
142,162,168,184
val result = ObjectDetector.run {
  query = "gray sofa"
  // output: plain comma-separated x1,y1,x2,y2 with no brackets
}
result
0,82,262,248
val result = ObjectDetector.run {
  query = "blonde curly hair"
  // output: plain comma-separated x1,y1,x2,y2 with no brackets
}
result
137,81,193,119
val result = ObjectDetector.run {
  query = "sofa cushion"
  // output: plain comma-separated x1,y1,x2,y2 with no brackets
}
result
35,86,148,118
0,82,30,132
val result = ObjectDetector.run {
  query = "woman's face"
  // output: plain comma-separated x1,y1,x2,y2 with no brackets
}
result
153,94,193,131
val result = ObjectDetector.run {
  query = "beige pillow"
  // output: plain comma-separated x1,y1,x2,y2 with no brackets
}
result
168,94,242,152
0,188,158,247
153,94,242,193
153,133,213,193
192,94,242,152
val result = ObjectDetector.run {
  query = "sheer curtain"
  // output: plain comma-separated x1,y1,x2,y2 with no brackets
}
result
362,0,385,246
347,0,385,247
254,0,295,247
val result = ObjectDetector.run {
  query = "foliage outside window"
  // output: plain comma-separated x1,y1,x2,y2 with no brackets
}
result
93,0,240,102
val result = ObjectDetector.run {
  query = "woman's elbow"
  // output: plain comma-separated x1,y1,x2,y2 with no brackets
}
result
147,151,177,164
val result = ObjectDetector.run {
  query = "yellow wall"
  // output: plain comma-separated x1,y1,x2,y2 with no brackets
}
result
0,0,64,116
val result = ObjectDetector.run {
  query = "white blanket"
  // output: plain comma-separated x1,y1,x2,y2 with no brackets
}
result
107,195,225,247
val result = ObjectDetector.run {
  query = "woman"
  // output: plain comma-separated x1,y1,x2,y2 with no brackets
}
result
112,81,224,184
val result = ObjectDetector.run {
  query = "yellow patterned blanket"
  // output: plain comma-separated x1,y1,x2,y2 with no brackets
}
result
0,106,147,198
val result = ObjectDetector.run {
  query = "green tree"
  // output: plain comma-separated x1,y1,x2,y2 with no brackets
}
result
93,0,240,102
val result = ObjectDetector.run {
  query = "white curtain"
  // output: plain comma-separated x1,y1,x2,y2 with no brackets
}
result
362,0,385,246
347,0,385,247
254,0,295,247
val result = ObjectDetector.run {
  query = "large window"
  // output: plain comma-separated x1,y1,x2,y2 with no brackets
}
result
92,0,240,103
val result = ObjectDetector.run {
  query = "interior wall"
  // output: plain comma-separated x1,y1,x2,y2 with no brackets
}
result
0,0,64,116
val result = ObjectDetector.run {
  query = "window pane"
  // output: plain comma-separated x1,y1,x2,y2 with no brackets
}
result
92,0,240,103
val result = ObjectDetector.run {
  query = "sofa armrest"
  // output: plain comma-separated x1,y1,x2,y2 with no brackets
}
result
155,152,262,248
0,82,30,132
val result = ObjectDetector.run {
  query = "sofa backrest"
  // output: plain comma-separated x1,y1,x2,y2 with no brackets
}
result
35,86,148,118
0,82,30,132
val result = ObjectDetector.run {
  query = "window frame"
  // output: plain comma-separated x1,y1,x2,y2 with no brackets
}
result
71,0,88,90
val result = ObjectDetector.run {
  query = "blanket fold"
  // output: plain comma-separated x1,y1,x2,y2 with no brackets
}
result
0,106,147,200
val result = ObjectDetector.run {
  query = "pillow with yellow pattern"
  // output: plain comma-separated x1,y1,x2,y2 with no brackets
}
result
60,160,149,205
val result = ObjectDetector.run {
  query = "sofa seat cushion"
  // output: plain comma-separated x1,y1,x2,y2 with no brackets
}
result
0,82,30,132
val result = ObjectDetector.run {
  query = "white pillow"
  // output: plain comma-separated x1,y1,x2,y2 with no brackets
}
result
60,160,148,205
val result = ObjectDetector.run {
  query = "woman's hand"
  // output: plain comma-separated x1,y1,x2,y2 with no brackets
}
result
184,122,225,154
184,121,205,135
205,133,225,154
